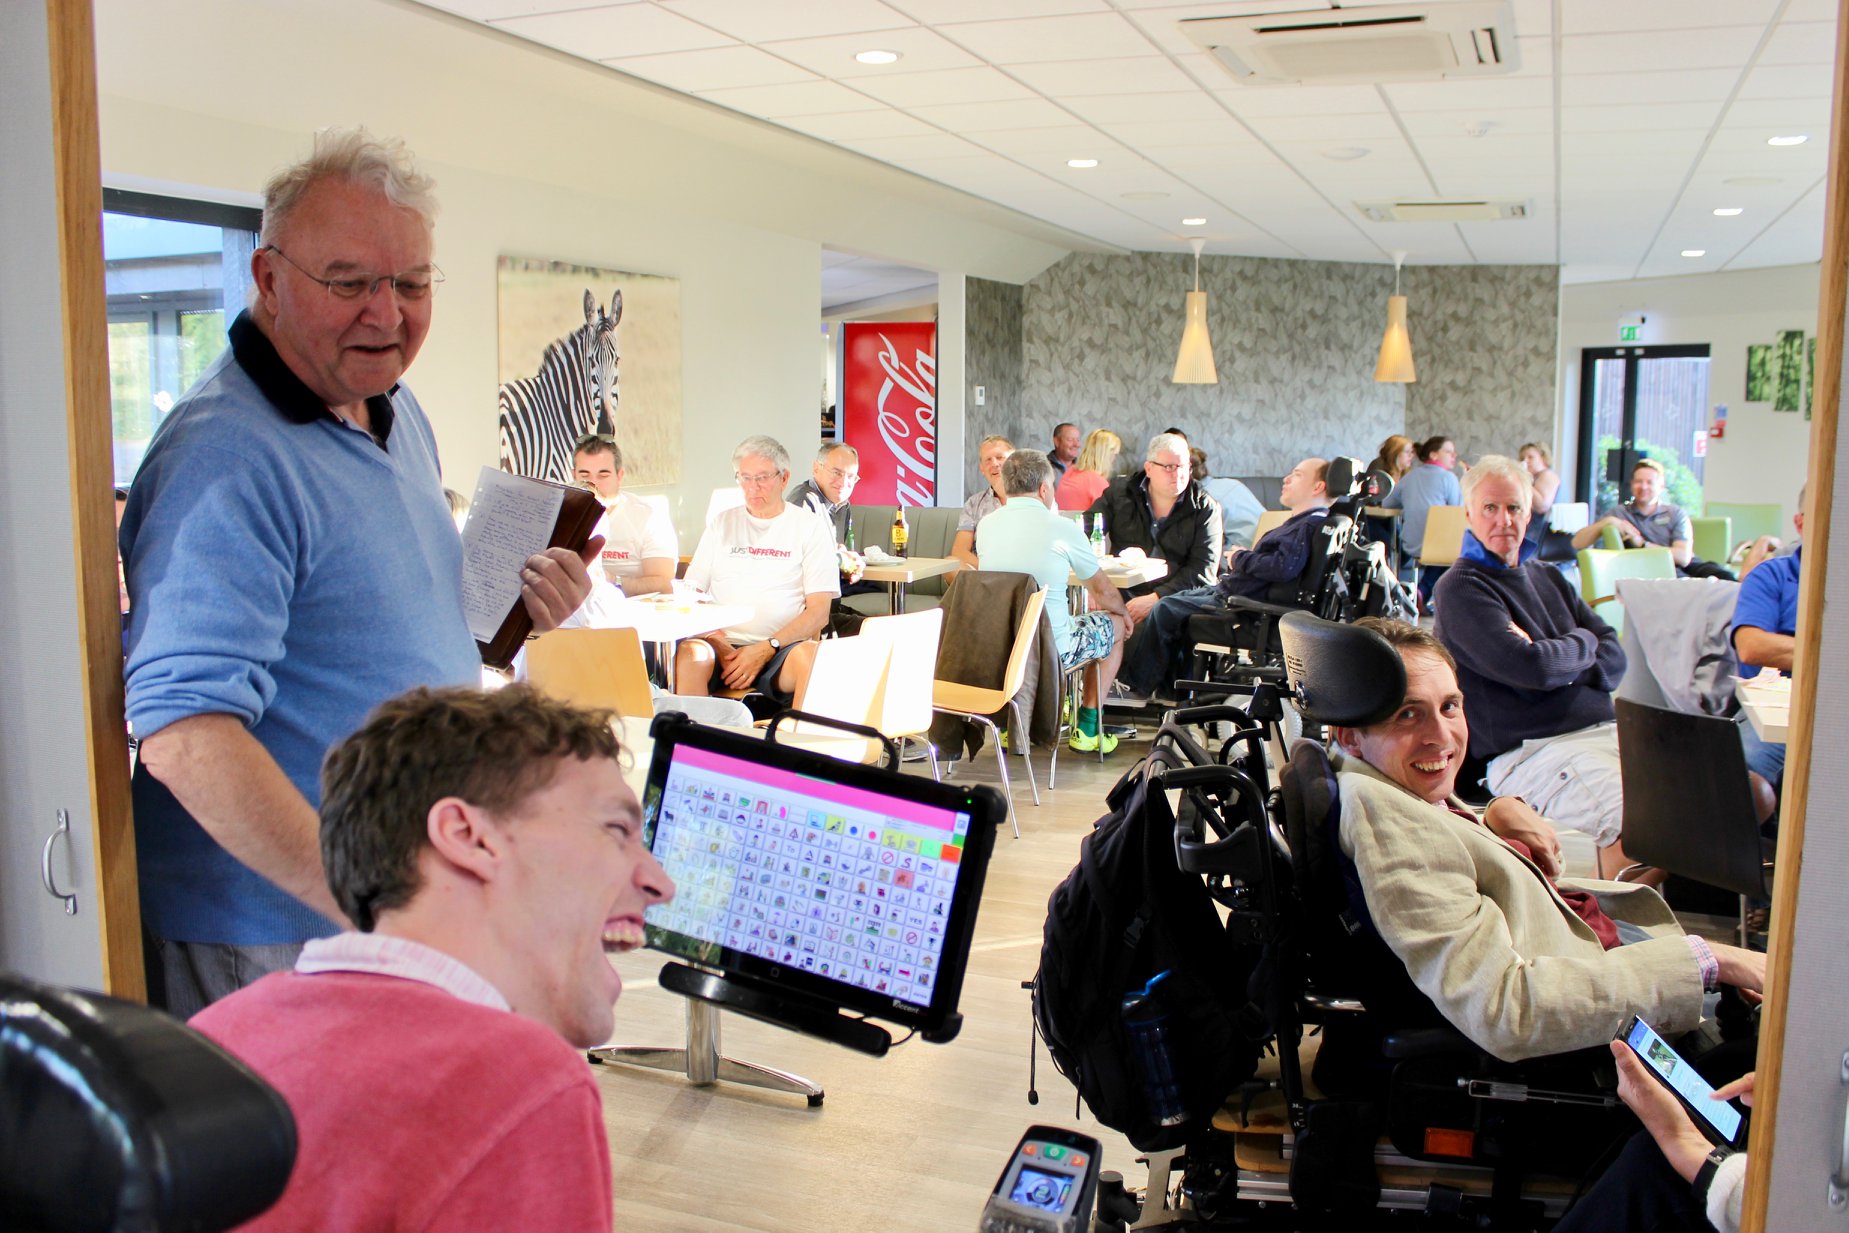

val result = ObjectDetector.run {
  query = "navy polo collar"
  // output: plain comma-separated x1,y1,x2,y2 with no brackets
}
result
229,310,396,447
1459,529,1540,569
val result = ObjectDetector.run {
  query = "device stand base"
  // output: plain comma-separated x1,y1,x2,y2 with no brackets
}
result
589,998,824,1107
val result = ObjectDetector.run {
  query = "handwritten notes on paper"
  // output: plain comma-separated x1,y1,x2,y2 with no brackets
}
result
459,466,564,642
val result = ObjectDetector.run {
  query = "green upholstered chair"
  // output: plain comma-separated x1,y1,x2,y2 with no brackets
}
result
1597,523,1624,551
1576,546,1676,636
1690,516,1732,565
1704,502,1783,548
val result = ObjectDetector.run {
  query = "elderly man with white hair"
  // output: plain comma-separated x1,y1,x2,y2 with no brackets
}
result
1086,431,1224,625
676,435,839,705
1432,455,1649,881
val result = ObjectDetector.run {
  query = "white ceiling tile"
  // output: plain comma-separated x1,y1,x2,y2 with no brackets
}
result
421,0,643,18
1240,113,1407,143
1751,21,1836,65
1095,117,1261,149
1398,107,1553,137
839,131,996,160
664,0,916,42
937,12,1151,64
969,122,1125,156
1008,56,1200,94
847,65,1038,106
493,5,734,59
1381,76,1556,113
1559,68,1741,108
906,96,1080,130
780,109,946,141
1503,33,1554,77
1560,28,1759,74
762,27,982,78
1212,83,1385,118
1719,98,1837,130
898,155,1067,194
1557,0,1779,35
1781,0,1839,20
1118,2,1289,56
887,0,1108,19
605,44,817,91
1059,90,1231,125
697,78,883,116
1735,62,1836,100
1560,102,1724,133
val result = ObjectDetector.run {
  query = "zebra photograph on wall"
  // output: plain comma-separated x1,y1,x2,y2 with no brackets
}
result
495,254,683,486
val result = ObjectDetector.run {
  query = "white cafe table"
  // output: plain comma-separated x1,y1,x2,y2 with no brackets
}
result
609,595,756,690
860,555,961,614
1735,673,1791,744
1073,556,1169,591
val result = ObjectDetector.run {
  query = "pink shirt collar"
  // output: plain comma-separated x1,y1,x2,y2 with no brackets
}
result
296,932,510,1012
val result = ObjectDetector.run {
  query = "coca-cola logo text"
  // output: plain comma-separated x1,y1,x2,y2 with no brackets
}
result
874,332,936,508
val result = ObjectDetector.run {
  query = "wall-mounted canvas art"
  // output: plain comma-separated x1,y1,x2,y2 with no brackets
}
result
1774,329,1804,413
1744,345,1771,402
496,255,682,485
1807,336,1817,420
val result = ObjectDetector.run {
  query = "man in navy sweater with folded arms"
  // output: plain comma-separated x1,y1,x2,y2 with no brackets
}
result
1433,455,1646,880
1114,457,1331,703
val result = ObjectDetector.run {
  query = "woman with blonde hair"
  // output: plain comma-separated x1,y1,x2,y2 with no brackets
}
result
1056,428,1122,511
1374,434,1416,481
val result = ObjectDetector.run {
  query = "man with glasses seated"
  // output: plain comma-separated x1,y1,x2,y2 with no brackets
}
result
675,435,838,705
119,128,598,1014
1086,431,1224,627
570,433,677,596
787,441,860,541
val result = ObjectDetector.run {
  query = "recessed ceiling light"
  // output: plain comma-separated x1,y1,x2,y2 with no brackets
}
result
1181,217,1207,226
854,49,900,65
1713,207,1744,217
1321,146,1370,161
1768,134,1808,146
1681,249,1707,258
1066,158,1099,169
1121,191,1170,201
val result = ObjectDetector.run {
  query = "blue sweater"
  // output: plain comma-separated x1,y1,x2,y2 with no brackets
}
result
1432,533,1626,762
1216,507,1328,599
122,314,481,945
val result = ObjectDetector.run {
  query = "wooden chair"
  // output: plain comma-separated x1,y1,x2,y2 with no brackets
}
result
1575,546,1675,636
525,627,654,718
1250,508,1291,545
856,608,944,773
1614,697,1772,947
1416,505,1468,568
932,589,1046,838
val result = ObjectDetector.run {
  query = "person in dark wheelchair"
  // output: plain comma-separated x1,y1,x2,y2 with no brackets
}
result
1326,617,1766,1064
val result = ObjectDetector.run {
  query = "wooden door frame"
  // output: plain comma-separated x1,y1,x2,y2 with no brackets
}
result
49,0,142,999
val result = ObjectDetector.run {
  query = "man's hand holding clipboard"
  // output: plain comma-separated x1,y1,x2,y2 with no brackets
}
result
459,467,607,669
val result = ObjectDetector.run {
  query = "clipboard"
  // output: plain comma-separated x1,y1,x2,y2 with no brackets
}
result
466,474,604,670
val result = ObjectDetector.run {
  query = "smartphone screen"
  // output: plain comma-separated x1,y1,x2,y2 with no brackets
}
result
1622,1017,1743,1144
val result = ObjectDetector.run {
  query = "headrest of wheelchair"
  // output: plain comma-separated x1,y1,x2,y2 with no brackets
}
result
0,973,297,1232
1278,611,1407,726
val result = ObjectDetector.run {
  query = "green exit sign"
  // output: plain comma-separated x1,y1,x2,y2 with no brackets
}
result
1619,324,1642,342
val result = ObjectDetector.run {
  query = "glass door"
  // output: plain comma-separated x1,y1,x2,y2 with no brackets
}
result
1576,344,1712,514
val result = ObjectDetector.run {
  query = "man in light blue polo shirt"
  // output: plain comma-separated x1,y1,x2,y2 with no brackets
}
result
1732,492,1803,794
977,449,1132,753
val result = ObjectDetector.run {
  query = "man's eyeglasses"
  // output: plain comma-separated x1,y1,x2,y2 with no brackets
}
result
822,466,860,482
265,245,444,302
1147,462,1185,474
735,471,784,486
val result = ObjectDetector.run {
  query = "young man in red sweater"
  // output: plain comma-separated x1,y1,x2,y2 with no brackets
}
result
192,685,674,1232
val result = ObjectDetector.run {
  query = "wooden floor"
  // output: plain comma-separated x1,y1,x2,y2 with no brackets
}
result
598,733,1148,1232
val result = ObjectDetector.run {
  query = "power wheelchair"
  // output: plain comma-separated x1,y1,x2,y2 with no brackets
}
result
1099,612,1748,1231
1184,459,1413,689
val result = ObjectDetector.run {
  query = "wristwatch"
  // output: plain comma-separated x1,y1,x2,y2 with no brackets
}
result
768,638,783,650
1692,1144,1736,1206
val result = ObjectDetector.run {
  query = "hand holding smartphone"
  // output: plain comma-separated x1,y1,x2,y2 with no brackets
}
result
1614,1015,1747,1148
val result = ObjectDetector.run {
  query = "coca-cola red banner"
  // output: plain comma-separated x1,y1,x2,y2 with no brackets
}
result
841,322,936,507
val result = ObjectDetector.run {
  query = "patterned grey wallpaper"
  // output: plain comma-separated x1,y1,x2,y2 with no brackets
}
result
1403,264,1561,466
964,276,1025,493
986,252,1560,486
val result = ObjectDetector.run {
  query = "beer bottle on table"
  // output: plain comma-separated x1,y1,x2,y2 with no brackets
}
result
1090,514,1107,558
844,517,857,553
891,507,909,558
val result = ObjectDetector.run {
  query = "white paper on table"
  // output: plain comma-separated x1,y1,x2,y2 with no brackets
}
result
458,466,564,642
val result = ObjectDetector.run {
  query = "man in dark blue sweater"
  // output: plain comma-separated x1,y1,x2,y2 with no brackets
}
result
1432,455,1644,879
1115,457,1332,701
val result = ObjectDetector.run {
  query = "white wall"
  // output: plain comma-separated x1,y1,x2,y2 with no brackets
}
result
92,0,1080,538
1559,264,1819,531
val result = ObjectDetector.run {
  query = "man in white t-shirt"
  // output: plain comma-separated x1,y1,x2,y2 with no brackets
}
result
571,433,677,596
676,436,840,704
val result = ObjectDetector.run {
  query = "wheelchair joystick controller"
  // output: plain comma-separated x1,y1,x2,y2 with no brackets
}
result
1092,1171,1142,1232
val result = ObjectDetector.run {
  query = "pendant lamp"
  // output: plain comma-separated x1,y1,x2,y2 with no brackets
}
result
1172,237,1218,384
1375,250,1416,383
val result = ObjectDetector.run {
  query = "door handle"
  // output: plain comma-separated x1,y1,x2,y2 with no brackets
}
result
38,809,77,916
1831,1051,1849,1211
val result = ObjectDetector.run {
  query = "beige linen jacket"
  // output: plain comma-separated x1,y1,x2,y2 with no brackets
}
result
1333,753,1705,1062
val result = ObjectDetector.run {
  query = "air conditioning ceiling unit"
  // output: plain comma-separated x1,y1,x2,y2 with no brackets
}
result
1357,199,1530,223
1181,2,1519,86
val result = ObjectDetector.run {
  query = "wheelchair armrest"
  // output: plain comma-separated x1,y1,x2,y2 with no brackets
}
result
1218,596,1295,618
1380,1026,1479,1059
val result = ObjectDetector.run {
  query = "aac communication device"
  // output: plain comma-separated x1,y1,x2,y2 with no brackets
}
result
1615,1015,1747,1148
639,713,1002,1048
980,1126,1102,1233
